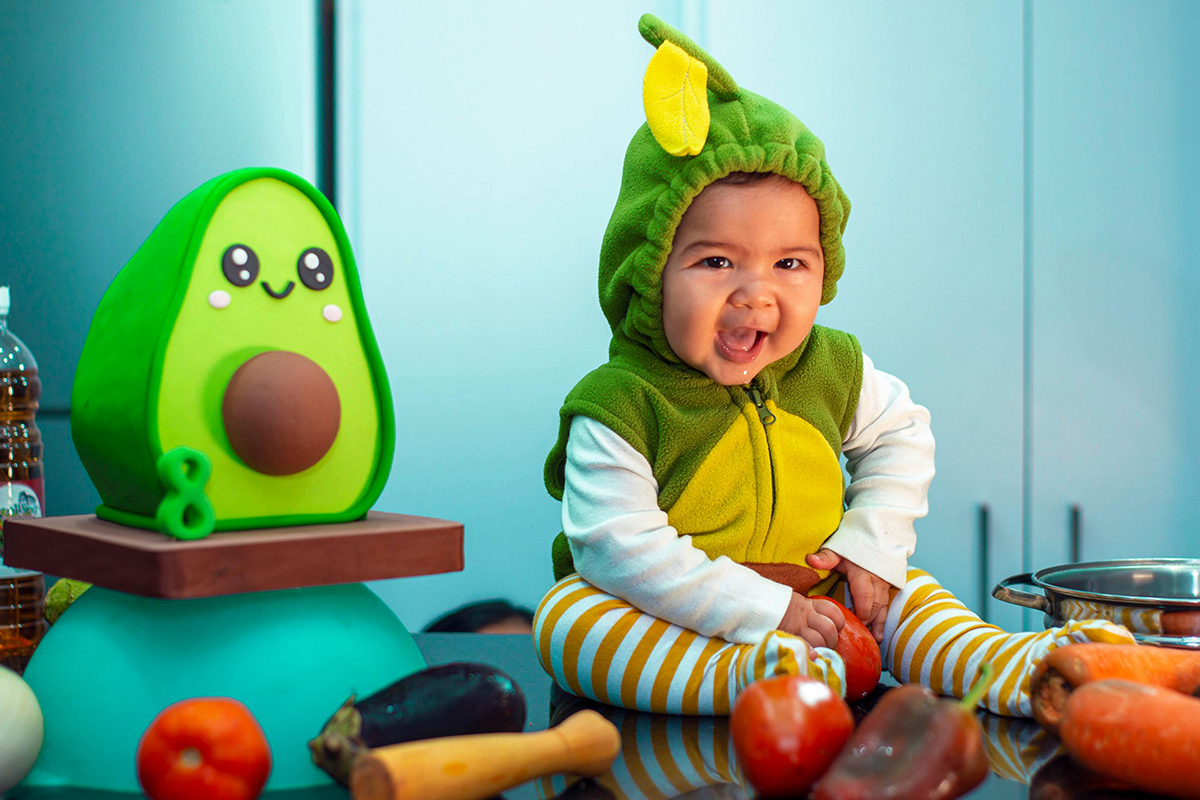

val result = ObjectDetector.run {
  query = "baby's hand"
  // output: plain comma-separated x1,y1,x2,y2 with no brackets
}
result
807,549,893,642
779,592,845,655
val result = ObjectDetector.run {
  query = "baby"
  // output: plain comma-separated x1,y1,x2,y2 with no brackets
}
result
534,15,1133,717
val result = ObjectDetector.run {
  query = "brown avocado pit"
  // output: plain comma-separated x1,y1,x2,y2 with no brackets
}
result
222,350,341,475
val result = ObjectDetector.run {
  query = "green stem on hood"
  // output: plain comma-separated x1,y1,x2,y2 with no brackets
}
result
638,13,740,100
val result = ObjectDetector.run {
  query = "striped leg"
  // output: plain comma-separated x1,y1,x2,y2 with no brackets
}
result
534,574,845,715
882,568,1137,717
978,713,1063,784
537,706,745,800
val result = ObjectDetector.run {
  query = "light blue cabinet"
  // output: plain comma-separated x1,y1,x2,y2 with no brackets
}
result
1028,0,1200,569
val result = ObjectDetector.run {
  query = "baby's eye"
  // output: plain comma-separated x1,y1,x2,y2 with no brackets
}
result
702,256,731,269
776,258,806,270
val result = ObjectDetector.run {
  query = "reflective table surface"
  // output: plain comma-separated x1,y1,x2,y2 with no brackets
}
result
7,633,1163,799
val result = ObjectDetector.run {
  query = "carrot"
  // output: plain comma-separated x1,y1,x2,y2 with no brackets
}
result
1030,643,1200,734
1162,610,1200,637
1059,679,1200,799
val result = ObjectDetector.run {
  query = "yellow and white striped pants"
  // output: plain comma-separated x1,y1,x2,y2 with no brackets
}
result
534,567,1135,717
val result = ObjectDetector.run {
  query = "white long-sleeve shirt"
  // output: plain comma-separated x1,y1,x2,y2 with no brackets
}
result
561,353,935,644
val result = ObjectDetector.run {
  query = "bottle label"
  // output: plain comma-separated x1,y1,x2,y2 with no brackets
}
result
0,479,44,573
0,479,44,521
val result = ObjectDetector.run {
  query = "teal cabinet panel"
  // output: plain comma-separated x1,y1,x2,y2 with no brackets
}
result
707,1,1026,626
1029,1,1200,570
0,0,317,409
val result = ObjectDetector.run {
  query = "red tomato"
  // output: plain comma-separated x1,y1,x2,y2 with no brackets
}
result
813,595,883,702
731,674,855,797
136,697,272,800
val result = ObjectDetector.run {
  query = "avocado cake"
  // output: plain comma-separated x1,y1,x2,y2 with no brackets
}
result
71,167,394,538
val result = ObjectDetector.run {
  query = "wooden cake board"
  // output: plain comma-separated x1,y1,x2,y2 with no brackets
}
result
3,511,463,599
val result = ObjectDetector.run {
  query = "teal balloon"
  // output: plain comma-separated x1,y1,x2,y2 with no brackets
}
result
19,583,425,791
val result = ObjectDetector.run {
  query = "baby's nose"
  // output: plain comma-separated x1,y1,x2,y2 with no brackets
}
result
730,278,775,308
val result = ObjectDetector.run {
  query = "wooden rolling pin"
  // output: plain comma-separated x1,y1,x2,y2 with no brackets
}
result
350,709,621,800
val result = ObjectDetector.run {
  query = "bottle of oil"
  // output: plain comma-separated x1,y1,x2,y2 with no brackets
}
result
0,286,46,674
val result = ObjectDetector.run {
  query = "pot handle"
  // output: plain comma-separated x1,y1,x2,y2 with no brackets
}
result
992,573,1050,612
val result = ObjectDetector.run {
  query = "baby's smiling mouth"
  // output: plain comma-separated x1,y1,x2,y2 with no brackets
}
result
717,327,767,364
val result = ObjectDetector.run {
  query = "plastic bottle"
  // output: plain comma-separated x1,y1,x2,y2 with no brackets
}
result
0,286,46,674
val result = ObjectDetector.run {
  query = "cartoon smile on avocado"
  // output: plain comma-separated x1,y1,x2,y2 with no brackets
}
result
71,168,395,539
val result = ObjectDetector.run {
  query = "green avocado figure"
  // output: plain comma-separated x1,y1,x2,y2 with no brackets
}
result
71,167,394,539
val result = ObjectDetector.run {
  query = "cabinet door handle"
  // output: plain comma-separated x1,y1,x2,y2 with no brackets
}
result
1070,504,1082,563
978,503,991,622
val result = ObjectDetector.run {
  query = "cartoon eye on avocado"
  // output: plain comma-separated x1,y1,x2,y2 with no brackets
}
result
71,168,394,539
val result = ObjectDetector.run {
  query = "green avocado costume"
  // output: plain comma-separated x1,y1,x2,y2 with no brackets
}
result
546,15,861,596
72,167,394,538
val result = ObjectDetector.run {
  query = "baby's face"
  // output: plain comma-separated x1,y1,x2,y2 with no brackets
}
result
661,176,824,385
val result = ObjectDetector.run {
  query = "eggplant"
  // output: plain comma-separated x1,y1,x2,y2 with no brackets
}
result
308,661,526,785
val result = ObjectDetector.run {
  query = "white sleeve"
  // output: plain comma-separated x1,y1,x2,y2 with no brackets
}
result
562,415,794,644
820,353,935,588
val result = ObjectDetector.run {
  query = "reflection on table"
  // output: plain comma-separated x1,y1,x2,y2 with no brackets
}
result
4,633,1163,800
536,685,1068,800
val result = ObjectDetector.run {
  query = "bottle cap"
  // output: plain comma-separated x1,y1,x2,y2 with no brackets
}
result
0,286,8,317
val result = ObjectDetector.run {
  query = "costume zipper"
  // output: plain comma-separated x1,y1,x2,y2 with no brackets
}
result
746,384,776,426
746,381,778,560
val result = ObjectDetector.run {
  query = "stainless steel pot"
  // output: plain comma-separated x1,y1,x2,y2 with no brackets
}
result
993,558,1200,648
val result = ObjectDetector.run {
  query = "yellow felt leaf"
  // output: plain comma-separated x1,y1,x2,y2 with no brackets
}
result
642,40,710,157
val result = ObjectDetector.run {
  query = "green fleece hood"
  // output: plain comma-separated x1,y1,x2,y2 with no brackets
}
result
603,14,851,366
